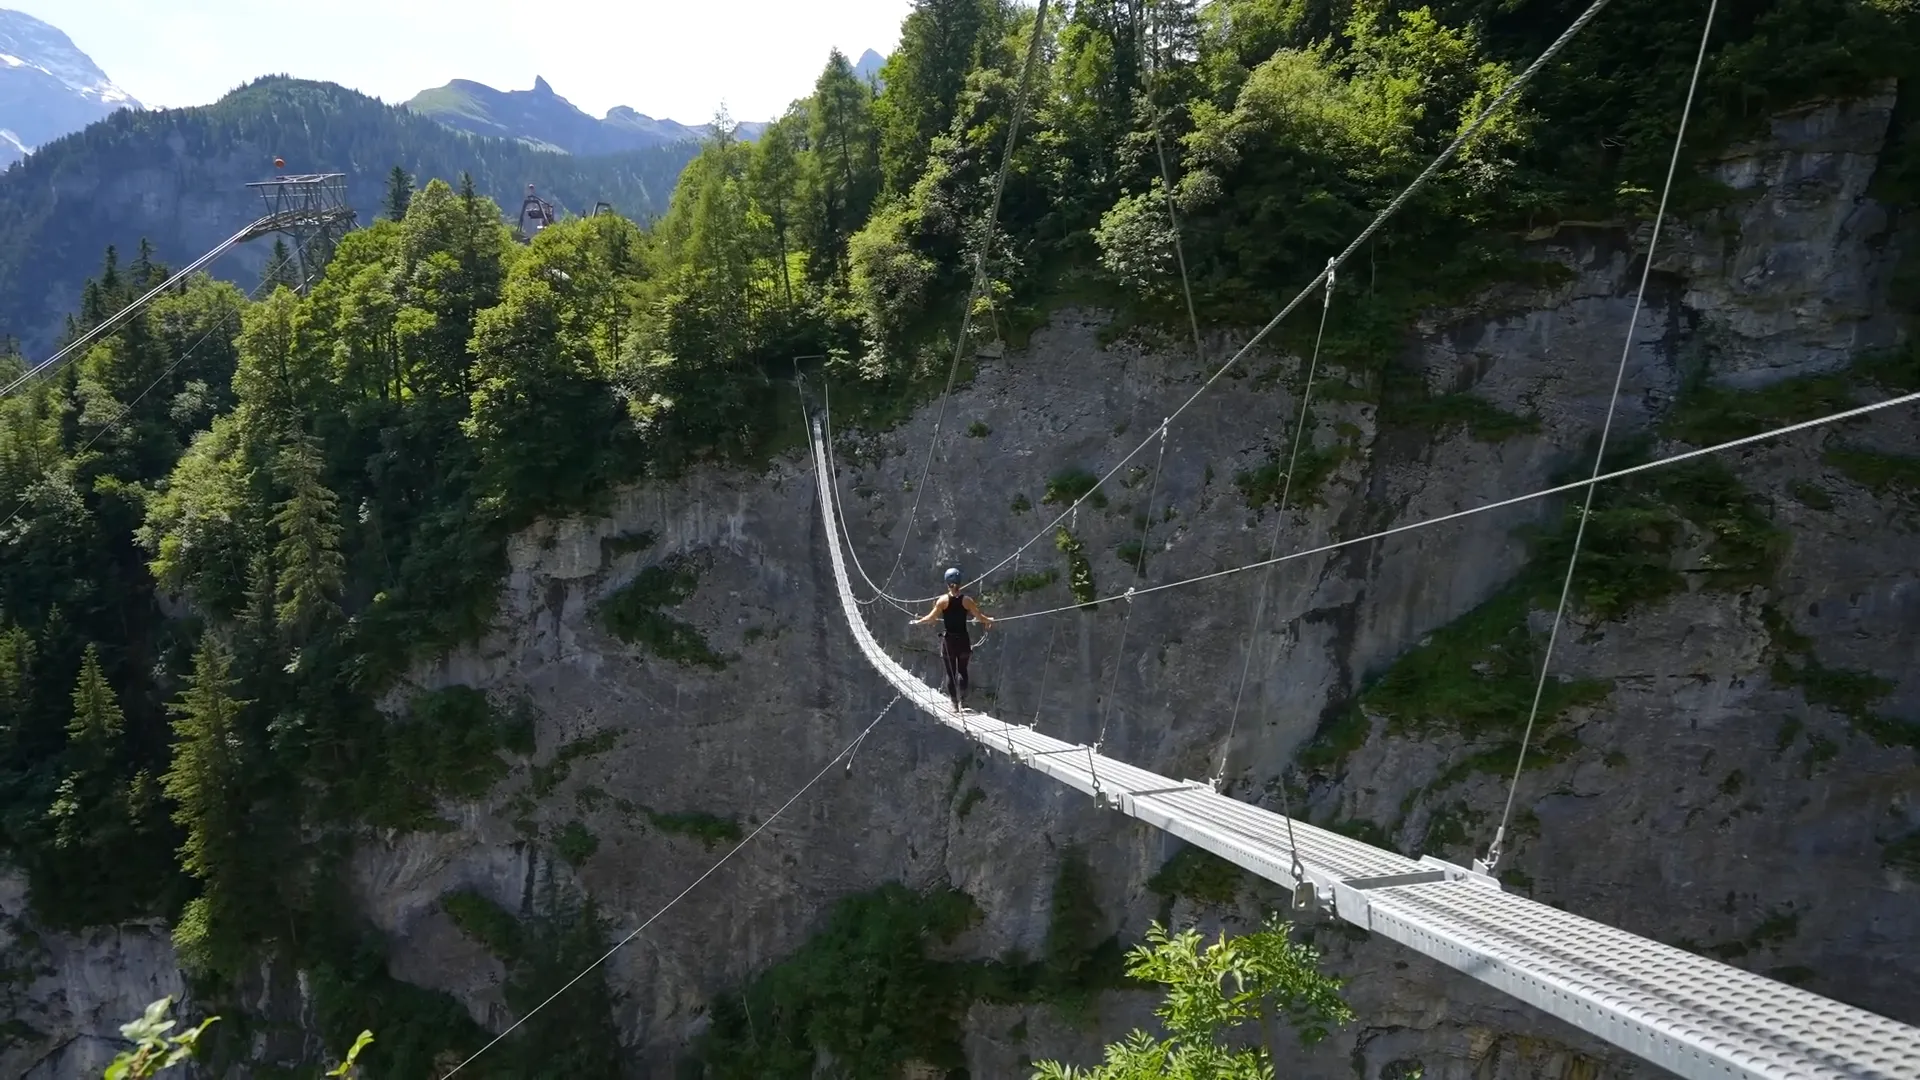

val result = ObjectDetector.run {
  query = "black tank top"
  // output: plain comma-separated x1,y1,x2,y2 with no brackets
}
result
941,593,970,636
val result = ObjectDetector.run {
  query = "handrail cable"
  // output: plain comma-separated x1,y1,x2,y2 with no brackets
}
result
821,384,920,615
1482,0,1721,874
873,0,1053,597
991,386,1920,624
1,222,257,400
441,693,904,1077
867,0,1616,610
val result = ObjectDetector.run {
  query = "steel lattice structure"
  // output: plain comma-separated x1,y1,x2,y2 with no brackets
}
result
242,172,357,291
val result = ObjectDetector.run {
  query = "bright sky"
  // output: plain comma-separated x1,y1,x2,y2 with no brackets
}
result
17,0,910,123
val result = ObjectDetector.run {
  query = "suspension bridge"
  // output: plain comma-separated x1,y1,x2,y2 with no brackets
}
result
808,417,1919,1080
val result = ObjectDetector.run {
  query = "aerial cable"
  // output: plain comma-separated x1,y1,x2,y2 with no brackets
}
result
873,0,1053,598
1,244,302,534
990,385,1920,624
893,0,1617,610
1,222,258,400
1209,261,1337,883
845,694,900,775
442,692,903,1077
1481,0,1722,876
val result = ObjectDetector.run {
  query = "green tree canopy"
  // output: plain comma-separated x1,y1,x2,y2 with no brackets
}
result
1032,917,1354,1080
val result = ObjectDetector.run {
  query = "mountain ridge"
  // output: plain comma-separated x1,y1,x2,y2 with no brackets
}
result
0,7,140,167
0,75,698,356
405,74,773,155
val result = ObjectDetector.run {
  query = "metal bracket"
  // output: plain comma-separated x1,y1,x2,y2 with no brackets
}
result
1421,855,1504,890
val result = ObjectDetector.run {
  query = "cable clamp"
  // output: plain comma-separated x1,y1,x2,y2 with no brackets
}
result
1123,587,1136,604
1324,257,1337,297
1476,825,1508,876
1157,419,1170,444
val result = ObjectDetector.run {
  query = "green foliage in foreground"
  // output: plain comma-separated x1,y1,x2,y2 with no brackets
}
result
105,996,371,1078
1031,917,1354,1080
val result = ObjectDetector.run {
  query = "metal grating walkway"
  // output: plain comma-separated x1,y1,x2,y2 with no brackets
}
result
809,421,1920,1080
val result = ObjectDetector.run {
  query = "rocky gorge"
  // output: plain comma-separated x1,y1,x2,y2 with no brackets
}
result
3,82,1916,1080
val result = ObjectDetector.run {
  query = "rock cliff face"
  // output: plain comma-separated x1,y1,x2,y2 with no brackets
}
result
4,87,1915,1079
0,869,183,1079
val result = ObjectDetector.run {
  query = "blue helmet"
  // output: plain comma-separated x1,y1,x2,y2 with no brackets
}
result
944,567,963,585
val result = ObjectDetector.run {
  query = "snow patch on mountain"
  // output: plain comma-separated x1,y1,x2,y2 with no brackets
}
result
0,8,140,167
0,11,138,105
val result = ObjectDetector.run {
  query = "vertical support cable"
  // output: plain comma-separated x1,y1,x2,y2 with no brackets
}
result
1089,419,1170,800
1212,260,1337,885
876,0,1053,596
1481,0,1721,874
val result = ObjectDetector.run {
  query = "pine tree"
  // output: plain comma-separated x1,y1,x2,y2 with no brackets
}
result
749,119,802,306
270,432,344,638
384,164,414,220
46,644,128,852
163,634,252,975
263,237,302,293
0,624,34,743
876,0,997,193
809,50,884,275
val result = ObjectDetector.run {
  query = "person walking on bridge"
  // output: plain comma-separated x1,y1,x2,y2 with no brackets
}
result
912,567,994,714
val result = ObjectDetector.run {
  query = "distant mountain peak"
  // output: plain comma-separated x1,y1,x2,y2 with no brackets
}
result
406,75,767,156
853,48,886,89
0,9,138,107
0,8,141,167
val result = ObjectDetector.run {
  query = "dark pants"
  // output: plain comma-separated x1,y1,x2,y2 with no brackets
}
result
941,633,972,703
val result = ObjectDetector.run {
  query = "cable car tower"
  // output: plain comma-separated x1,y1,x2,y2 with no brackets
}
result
517,184,557,242
242,160,357,292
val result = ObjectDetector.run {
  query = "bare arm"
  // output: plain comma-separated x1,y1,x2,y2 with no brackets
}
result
912,596,948,625
963,595,993,629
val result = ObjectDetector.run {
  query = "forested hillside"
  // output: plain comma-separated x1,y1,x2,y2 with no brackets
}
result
0,76,698,357
0,0,1915,1075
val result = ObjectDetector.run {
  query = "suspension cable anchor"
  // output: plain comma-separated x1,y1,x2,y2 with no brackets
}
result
1475,825,1508,876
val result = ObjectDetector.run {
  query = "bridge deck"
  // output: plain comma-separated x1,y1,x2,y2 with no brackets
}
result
808,421,1920,1080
